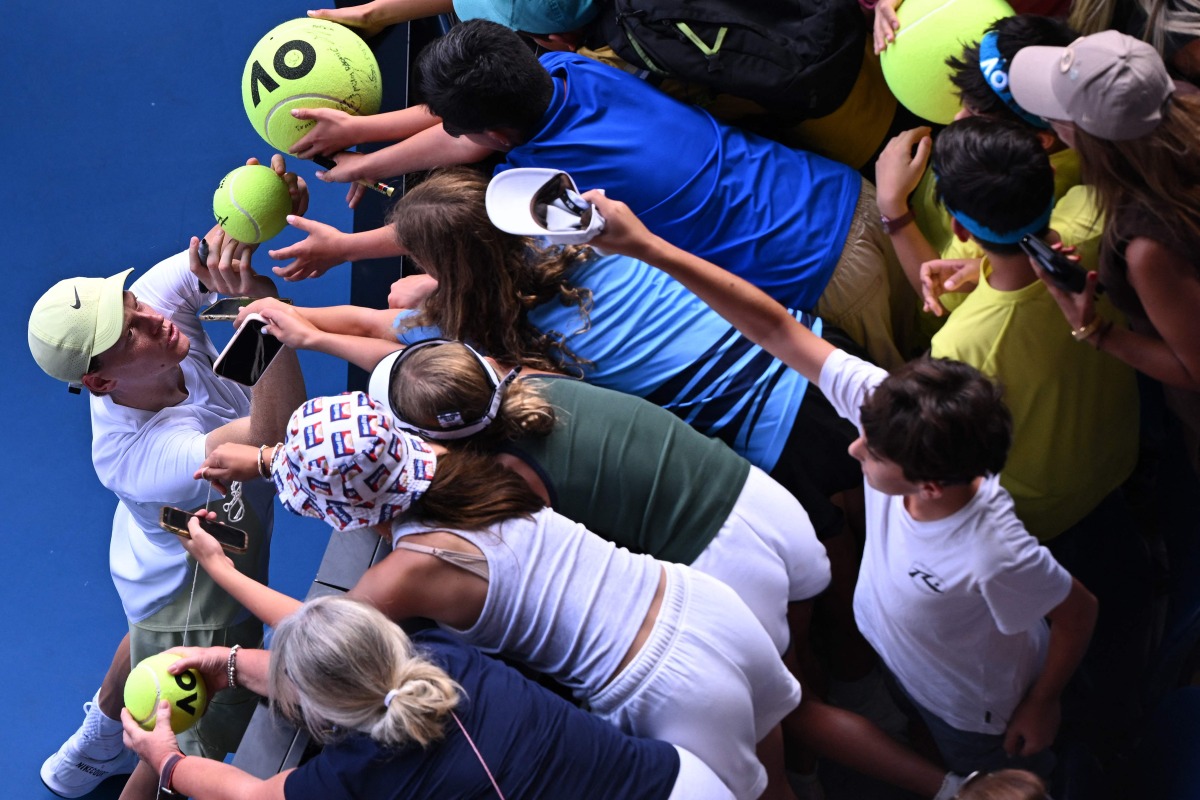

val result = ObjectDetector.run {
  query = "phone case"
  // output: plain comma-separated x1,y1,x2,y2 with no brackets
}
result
159,507,248,553
1019,235,1088,294
212,312,284,386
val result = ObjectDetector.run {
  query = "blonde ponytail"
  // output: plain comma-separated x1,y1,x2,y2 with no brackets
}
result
270,596,462,748
377,666,462,748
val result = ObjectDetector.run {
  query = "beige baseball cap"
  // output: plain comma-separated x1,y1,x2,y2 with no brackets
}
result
28,269,133,386
1009,30,1174,141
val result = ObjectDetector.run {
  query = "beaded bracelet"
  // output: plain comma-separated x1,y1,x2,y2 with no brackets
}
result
227,644,241,690
255,441,278,479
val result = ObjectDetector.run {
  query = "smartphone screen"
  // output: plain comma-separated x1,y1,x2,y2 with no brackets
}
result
213,314,285,386
159,506,249,553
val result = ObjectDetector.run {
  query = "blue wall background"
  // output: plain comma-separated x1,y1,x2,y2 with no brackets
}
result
0,3,366,795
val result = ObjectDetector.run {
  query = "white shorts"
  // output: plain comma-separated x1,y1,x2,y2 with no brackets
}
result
590,563,802,800
690,466,832,654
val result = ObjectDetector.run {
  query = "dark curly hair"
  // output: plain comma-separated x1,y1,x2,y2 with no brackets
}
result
415,19,552,139
947,15,1078,125
859,357,1012,484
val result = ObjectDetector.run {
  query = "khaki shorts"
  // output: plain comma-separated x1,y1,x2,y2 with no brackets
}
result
130,565,266,761
130,486,271,763
816,179,925,369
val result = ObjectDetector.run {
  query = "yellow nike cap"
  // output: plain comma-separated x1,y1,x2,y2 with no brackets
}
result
28,269,133,386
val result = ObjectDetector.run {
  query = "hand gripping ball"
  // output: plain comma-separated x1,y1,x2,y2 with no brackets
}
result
243,18,382,152
124,652,209,734
213,164,291,244
880,0,1014,124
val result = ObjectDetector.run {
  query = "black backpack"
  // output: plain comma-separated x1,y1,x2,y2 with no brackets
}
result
591,0,867,119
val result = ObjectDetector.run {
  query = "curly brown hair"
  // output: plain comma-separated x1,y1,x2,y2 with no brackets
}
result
388,168,594,374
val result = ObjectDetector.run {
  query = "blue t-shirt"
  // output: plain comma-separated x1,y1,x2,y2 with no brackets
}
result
283,630,678,800
497,51,862,313
397,253,816,472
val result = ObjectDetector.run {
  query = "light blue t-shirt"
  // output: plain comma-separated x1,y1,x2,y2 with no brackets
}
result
496,51,862,313
396,252,816,472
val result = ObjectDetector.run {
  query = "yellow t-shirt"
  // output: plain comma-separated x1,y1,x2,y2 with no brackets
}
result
915,149,1101,331
930,257,1139,540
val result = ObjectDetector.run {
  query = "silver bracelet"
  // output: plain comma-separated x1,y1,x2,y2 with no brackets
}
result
227,644,241,690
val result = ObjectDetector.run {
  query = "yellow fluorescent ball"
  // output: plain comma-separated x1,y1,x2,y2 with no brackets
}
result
243,17,382,152
880,0,1014,124
124,652,209,734
213,164,291,244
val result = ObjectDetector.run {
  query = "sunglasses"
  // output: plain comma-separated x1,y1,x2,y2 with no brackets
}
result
530,172,597,232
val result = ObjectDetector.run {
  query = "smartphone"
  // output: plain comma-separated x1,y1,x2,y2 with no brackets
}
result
213,313,284,386
1019,234,1090,294
199,297,293,321
199,297,254,321
159,506,248,553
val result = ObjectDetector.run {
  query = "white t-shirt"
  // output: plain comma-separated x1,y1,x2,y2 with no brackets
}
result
90,252,274,623
818,349,1073,735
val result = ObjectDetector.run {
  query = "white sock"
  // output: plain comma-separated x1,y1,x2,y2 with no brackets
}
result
75,691,126,760
93,708,123,737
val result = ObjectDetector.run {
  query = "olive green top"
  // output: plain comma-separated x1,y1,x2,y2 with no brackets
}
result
505,376,751,564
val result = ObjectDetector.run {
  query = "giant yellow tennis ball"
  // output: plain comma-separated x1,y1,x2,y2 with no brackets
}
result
243,18,382,152
213,164,291,244
880,0,1014,124
124,652,209,734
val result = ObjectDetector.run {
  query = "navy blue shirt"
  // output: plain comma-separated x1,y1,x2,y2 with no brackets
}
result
283,630,679,800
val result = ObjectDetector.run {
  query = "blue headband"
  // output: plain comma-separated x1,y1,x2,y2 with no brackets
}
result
945,199,1054,244
978,32,1051,130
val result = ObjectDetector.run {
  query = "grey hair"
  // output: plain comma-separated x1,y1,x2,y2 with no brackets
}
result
269,596,461,748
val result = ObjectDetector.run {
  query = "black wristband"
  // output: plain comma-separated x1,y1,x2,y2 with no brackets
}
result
157,752,185,798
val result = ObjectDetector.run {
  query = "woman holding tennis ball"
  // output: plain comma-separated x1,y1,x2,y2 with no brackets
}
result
121,595,728,799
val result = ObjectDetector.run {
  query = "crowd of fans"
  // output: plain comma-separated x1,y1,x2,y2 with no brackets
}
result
28,1,1200,799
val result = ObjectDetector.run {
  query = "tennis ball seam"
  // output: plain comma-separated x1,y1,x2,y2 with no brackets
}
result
226,175,263,242
260,93,368,141
894,3,956,39
130,665,163,726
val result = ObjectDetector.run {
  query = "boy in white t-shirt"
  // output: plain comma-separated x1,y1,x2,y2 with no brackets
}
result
586,190,1098,779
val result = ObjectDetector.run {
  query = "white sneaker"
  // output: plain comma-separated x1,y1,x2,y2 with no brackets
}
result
40,699,139,798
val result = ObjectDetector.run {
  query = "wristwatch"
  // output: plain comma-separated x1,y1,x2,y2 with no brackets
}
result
880,207,916,235
157,752,185,798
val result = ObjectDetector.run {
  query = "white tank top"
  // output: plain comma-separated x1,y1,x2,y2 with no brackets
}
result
391,508,662,700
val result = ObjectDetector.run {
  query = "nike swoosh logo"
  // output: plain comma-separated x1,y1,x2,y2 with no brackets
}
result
70,287,81,309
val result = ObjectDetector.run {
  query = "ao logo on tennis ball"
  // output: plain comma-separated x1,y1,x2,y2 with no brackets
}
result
243,18,382,152
123,652,209,734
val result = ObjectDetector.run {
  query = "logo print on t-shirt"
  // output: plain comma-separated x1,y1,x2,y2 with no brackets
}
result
908,562,944,594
